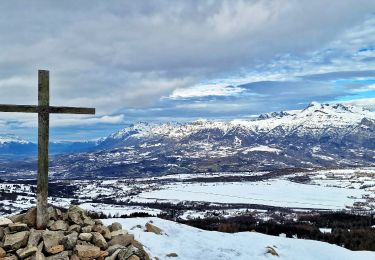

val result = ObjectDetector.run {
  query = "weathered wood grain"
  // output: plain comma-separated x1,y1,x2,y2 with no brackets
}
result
0,105,94,114
49,106,95,114
37,70,49,229
0,105,38,113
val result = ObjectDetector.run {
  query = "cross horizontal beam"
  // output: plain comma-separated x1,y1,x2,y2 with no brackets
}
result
49,106,95,114
0,104,95,114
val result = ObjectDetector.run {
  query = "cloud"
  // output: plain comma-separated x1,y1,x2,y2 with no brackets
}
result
350,84,375,93
301,70,375,81
0,1,375,140
169,84,245,99
0,1,374,112
19,115,125,128
341,98,375,110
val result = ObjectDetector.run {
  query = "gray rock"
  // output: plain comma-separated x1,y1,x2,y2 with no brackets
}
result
26,251,45,260
67,225,80,233
108,234,134,247
81,225,92,233
9,223,29,232
94,220,103,225
69,254,79,260
105,248,122,260
55,209,62,219
61,213,68,222
102,226,112,241
16,246,38,259
42,231,64,254
0,227,4,240
92,232,107,249
74,245,101,259
83,217,95,226
67,206,85,225
127,256,140,260
76,240,92,246
50,221,69,231
78,233,92,242
106,245,127,255
2,254,18,260
145,223,162,235
109,222,122,232
117,245,139,260
0,217,13,227
4,231,30,250
48,207,58,221
60,232,78,250
92,224,104,233
28,229,43,247
3,227,11,235
8,214,25,224
110,230,127,237
45,251,69,260
37,241,44,252
23,208,37,227
47,220,55,229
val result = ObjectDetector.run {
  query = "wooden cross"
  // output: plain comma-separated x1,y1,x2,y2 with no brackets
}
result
0,70,95,229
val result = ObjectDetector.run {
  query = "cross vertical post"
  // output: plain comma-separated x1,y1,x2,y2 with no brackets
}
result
0,70,95,229
37,70,50,229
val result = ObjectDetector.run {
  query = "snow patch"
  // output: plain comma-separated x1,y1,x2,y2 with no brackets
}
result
102,217,375,260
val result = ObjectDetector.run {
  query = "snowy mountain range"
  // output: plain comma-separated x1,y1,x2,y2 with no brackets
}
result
1,102,375,178
101,101,375,148
0,135,98,158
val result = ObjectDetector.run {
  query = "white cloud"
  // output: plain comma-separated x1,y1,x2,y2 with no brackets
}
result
169,84,244,99
0,0,374,114
0,1,375,140
342,98,375,110
350,84,375,93
18,115,125,128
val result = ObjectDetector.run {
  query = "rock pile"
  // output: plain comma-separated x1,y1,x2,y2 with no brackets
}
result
0,206,149,260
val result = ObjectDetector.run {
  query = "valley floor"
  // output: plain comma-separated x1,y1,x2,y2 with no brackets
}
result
2,167,375,252
103,217,375,260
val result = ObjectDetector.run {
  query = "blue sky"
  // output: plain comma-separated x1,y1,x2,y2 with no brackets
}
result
0,0,375,142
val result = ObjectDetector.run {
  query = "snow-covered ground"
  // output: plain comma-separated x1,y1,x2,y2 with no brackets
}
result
133,179,368,209
3,168,375,217
79,203,161,217
102,217,375,260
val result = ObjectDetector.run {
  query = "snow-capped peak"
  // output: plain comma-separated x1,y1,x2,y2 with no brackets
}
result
0,134,30,144
258,111,293,119
105,102,375,143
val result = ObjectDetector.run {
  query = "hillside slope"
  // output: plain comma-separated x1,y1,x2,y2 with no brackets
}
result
102,217,375,260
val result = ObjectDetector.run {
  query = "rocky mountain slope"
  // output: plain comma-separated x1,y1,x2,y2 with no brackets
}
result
2,102,375,178
100,102,375,150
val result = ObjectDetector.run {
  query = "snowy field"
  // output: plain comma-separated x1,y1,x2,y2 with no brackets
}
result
102,217,375,260
2,168,375,217
79,203,161,217
133,179,368,210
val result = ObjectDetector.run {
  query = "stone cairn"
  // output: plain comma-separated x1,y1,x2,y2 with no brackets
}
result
0,206,150,260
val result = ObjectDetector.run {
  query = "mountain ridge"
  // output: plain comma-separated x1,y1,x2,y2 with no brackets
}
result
100,102,375,148
1,102,374,178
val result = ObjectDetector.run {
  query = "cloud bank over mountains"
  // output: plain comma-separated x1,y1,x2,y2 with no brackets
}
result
0,0,374,140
